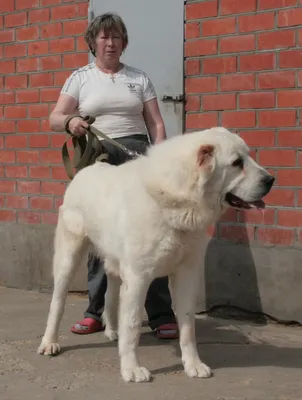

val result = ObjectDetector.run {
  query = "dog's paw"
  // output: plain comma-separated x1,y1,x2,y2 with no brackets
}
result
121,366,152,383
184,359,212,379
104,328,118,341
38,341,60,356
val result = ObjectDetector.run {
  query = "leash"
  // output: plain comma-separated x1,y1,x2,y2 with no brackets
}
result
61,115,140,180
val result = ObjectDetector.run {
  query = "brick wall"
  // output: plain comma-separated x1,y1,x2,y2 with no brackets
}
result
185,0,302,247
0,0,89,225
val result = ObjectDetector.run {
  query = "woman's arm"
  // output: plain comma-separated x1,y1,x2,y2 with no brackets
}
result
143,98,167,144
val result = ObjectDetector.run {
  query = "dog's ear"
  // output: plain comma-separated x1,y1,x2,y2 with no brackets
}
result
197,145,214,166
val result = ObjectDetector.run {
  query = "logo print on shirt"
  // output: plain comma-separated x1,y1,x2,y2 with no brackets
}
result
126,83,138,94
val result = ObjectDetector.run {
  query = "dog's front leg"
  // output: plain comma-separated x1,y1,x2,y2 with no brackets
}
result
170,263,212,379
118,275,151,383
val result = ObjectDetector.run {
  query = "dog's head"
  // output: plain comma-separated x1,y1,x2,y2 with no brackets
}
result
192,127,274,212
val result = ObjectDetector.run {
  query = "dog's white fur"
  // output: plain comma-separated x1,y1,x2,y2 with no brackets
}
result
38,127,273,383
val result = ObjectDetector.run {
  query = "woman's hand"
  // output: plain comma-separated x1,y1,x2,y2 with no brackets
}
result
68,117,89,136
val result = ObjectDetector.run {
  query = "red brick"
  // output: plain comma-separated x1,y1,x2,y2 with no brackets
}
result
40,150,62,164
55,197,63,209
203,56,236,74
18,211,41,224
185,39,218,57
0,29,14,43
40,22,62,38
258,228,294,246
279,50,302,68
16,0,39,9
220,74,255,91
0,92,14,105
17,120,40,133
29,166,50,179
28,9,50,24
63,19,88,36
76,36,87,51
41,119,51,132
218,208,237,223
202,17,236,36
278,209,302,228
7,195,28,209
259,0,297,10
51,134,66,148
297,190,302,206
265,189,295,207
17,150,39,164
16,26,39,41
40,55,62,71
40,88,60,103
220,0,256,15
259,149,296,167
41,181,66,195
0,210,16,223
29,135,49,148
17,180,40,194
4,43,27,58
239,53,275,72
28,41,49,56
54,70,71,86
16,90,39,103
240,130,275,147
0,180,15,193
203,94,236,111
0,150,15,163
41,213,58,225
258,30,295,51
277,90,302,108
49,37,75,53
6,165,27,178
185,22,200,39
278,8,302,27
51,166,68,180
220,35,255,53
185,59,200,76
278,169,302,186
186,1,218,20
30,73,53,88
186,113,218,130
239,12,275,32
297,30,302,46
186,96,201,112
222,111,256,128
239,92,275,109
278,130,302,146
4,105,27,119
186,77,217,93
30,196,53,210
219,225,255,244
4,12,27,27
0,0,14,13
0,121,15,134
259,110,296,127
5,135,27,148
16,58,38,73
28,104,49,119
41,0,61,4
238,208,275,225
51,4,78,20
258,71,295,89
0,60,15,74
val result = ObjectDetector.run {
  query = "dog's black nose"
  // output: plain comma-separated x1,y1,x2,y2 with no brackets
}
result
262,175,275,190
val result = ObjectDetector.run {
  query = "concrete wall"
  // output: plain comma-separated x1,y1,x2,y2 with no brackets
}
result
1,0,302,323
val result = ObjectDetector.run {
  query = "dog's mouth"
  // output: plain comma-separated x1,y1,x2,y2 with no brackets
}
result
225,193,265,210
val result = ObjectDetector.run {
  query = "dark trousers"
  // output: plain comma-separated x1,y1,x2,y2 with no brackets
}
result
84,134,176,330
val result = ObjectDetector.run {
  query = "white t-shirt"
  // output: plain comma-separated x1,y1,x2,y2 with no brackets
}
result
61,63,157,139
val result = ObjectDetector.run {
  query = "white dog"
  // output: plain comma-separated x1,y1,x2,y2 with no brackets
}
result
38,127,274,383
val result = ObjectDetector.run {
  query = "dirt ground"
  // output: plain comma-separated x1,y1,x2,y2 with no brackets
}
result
1,286,302,400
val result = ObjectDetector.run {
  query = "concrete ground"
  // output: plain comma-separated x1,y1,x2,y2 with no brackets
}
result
1,287,302,400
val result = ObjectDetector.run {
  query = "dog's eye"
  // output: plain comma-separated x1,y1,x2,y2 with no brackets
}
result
232,158,244,169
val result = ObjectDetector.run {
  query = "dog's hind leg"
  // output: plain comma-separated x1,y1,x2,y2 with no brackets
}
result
118,272,152,383
170,261,212,379
103,262,121,341
38,207,87,356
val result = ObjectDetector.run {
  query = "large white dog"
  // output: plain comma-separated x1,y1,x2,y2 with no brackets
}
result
38,127,274,383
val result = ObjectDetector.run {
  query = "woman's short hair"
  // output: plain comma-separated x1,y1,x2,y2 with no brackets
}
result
84,12,128,57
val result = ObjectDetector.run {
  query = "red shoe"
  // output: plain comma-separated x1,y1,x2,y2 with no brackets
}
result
70,317,104,334
156,323,179,339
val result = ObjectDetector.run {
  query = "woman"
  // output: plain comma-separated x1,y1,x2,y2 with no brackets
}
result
49,13,178,339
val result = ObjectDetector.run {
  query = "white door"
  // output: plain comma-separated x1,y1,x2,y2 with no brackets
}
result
89,0,185,138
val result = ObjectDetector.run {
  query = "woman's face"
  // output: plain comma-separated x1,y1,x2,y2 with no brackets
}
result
94,29,124,64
